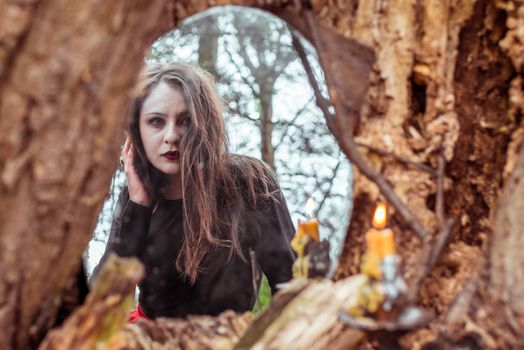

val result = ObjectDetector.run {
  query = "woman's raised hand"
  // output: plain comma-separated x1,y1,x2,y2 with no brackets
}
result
122,138,152,207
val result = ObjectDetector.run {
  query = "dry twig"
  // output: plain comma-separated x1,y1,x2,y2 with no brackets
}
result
290,27,430,241
409,150,457,301
291,12,458,303
356,142,437,176
436,152,446,224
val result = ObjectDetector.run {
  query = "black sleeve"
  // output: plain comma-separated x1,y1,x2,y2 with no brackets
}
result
91,186,153,282
250,179,296,294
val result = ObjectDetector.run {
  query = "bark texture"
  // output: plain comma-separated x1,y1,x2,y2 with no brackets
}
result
328,0,523,348
39,254,252,350
38,255,143,350
120,311,253,350
236,279,365,350
0,1,294,348
0,1,170,348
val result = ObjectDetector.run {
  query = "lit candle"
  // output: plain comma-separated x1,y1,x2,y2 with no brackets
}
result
361,202,396,279
367,203,395,258
355,203,407,315
300,197,319,241
291,197,319,255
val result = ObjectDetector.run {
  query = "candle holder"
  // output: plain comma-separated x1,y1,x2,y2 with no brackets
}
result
338,305,433,331
291,218,331,279
338,203,433,331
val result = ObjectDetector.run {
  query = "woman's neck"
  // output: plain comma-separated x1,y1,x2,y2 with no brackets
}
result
163,175,183,200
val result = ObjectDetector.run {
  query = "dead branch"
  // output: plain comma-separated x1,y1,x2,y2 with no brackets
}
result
40,255,253,350
39,254,144,350
313,159,343,218
291,10,462,307
274,96,315,149
122,311,253,350
436,151,446,224
356,142,437,176
235,278,365,350
409,150,457,301
290,28,430,241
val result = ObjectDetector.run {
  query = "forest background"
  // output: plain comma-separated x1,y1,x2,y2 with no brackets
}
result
86,7,352,284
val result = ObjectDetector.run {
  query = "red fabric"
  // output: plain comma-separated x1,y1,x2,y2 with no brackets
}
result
128,304,151,323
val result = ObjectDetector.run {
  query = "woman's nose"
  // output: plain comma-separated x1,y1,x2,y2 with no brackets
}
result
163,123,180,144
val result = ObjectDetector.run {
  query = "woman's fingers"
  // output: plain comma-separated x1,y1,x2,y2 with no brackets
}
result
122,138,134,170
122,139,128,165
122,137,130,155
121,138,128,167
122,139,152,206
128,142,135,164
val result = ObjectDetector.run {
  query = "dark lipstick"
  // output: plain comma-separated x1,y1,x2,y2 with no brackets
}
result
162,151,180,161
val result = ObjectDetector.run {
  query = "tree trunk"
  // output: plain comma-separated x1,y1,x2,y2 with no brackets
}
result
332,0,523,347
0,1,293,348
38,255,144,350
198,15,220,78
0,1,171,348
259,91,276,170
1,0,524,349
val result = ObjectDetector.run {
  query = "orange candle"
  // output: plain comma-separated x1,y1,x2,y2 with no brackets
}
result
291,224,304,256
291,197,320,256
366,203,396,258
298,218,319,241
380,228,395,256
365,229,382,256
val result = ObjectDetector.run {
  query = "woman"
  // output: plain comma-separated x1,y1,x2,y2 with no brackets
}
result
93,63,295,320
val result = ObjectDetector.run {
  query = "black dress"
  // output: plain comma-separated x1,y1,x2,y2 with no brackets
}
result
93,173,295,319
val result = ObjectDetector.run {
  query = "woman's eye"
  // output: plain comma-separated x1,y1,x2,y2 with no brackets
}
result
148,117,164,128
179,115,191,126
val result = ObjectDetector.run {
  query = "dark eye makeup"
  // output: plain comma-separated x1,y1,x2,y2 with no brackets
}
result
148,116,165,128
179,113,191,126
143,112,190,128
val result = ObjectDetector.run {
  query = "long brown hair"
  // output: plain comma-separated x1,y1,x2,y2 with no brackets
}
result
130,63,277,283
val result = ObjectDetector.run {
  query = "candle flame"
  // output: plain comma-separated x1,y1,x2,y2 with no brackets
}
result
305,197,315,218
372,203,387,229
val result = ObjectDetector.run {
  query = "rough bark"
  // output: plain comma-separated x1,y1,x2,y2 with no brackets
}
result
489,126,524,348
119,311,253,350
0,1,292,348
235,279,365,350
38,255,144,350
39,254,252,350
43,257,363,350
0,1,170,348
329,0,522,348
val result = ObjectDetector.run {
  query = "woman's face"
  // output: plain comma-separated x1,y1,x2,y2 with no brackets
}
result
139,81,190,178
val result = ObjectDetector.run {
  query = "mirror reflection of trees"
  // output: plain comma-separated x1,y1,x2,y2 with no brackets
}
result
86,6,353,275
